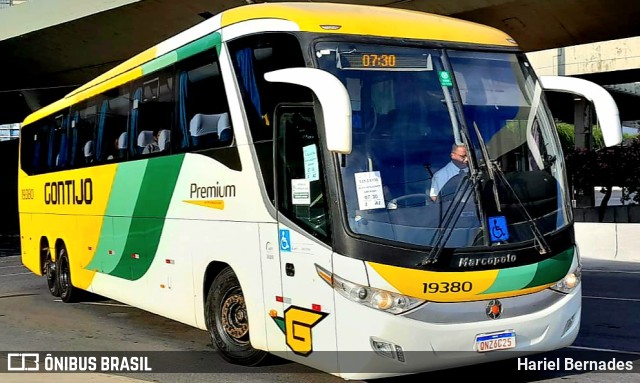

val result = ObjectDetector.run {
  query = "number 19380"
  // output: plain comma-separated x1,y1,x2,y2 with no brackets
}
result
422,281,472,293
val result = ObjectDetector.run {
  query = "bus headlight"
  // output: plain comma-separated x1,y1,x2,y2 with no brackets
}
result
316,264,425,314
550,263,581,293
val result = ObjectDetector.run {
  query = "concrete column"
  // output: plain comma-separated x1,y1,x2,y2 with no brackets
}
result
574,97,595,208
556,47,565,76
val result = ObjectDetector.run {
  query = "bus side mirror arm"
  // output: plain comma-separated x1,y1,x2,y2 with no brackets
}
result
540,75,622,147
264,68,352,154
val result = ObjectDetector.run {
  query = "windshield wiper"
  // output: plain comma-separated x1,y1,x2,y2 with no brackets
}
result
418,127,485,266
472,123,551,255
492,165,551,255
473,122,502,212
418,172,477,266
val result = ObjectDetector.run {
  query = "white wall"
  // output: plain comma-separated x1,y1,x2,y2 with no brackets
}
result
575,222,640,262
527,36,640,77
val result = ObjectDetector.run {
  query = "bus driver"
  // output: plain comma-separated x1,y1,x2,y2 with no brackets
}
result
429,143,469,201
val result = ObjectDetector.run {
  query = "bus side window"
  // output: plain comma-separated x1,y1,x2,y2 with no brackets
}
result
228,33,310,204
55,115,71,169
133,69,175,157
229,33,309,143
21,117,63,174
45,120,58,171
71,102,98,166
275,105,330,241
97,87,130,162
176,49,231,151
19,125,35,175
41,126,49,172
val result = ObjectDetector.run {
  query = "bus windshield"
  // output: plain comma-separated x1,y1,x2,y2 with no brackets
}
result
315,42,570,250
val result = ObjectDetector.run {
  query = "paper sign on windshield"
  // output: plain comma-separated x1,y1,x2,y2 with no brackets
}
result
303,144,319,181
292,179,311,205
354,171,385,210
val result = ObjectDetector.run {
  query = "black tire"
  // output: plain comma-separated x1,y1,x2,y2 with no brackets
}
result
43,248,60,297
57,248,80,303
205,267,267,366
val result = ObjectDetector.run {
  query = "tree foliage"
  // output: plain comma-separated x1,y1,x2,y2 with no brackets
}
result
557,121,640,221
555,122,575,152
555,122,607,153
565,137,640,221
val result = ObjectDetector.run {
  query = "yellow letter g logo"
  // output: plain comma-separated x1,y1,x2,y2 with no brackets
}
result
284,306,328,356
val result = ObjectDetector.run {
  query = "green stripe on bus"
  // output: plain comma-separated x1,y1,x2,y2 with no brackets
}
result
524,247,574,289
139,32,221,76
109,155,185,280
480,262,538,295
142,51,179,75
88,160,148,273
88,216,116,272
107,160,149,215
176,32,222,60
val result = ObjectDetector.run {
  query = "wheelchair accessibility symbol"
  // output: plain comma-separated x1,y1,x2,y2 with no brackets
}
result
489,216,509,242
279,229,291,252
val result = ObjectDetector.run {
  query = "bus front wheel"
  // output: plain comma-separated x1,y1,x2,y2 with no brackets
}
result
57,248,80,303
205,267,267,366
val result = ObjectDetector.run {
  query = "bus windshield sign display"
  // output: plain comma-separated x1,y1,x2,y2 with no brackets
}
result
338,51,433,71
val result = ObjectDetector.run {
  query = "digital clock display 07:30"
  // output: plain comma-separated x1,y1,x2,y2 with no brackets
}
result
337,51,432,70
361,54,396,67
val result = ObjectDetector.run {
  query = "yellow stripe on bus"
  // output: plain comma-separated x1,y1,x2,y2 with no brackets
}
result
183,199,225,210
23,67,144,126
222,3,516,47
368,261,558,302
22,48,155,126
368,262,499,303
68,47,158,98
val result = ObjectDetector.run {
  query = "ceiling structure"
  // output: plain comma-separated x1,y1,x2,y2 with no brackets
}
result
1,0,640,123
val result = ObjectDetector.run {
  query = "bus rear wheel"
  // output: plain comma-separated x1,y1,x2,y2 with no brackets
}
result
57,248,80,303
205,267,267,366
43,248,60,297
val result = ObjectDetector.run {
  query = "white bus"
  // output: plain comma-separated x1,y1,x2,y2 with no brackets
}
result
18,2,621,379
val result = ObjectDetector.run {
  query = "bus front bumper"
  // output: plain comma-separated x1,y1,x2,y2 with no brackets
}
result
333,285,581,379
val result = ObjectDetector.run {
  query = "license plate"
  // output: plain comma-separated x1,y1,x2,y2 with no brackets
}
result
474,330,516,352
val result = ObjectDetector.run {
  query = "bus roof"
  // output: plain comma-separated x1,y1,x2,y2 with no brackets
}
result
22,2,517,127
222,3,516,46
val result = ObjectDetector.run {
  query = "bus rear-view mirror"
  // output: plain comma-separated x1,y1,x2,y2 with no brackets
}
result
264,67,352,154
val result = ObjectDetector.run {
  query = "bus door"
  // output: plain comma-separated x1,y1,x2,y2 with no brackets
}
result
274,104,339,371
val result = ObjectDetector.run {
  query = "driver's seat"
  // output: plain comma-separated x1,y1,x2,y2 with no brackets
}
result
439,171,467,202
